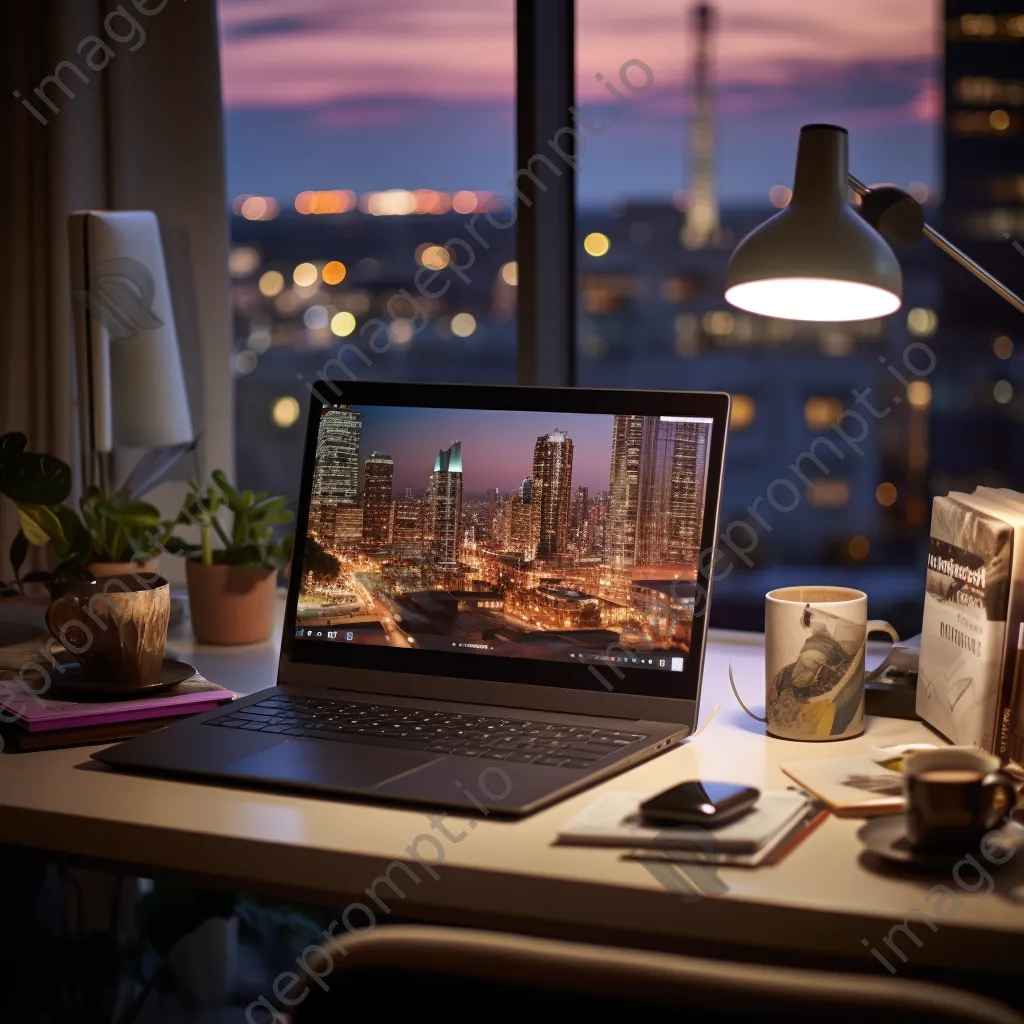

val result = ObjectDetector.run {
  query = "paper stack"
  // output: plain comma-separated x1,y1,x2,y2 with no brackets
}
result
557,788,822,867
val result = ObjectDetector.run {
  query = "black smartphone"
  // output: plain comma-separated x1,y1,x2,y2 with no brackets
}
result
639,781,760,828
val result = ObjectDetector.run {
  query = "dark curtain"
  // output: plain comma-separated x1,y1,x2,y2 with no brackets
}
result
0,0,232,580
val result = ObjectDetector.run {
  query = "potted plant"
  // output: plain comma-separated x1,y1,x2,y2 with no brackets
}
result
3,434,196,587
77,486,173,576
13,484,180,583
180,471,293,645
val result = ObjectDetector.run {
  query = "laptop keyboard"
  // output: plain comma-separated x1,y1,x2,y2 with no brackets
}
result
206,694,649,768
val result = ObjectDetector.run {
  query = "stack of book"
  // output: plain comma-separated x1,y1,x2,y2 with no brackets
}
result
917,486,1024,764
0,675,234,751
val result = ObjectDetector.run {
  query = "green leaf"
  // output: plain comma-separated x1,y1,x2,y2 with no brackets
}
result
105,500,162,521
252,495,287,512
9,531,28,577
161,536,198,556
17,504,65,547
205,488,223,514
231,511,249,549
55,506,92,562
212,517,232,548
262,508,294,526
211,469,243,509
222,544,263,567
117,513,164,532
0,450,72,505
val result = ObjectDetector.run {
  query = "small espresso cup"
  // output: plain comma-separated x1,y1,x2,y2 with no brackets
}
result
904,747,1017,853
46,573,170,688
764,586,898,741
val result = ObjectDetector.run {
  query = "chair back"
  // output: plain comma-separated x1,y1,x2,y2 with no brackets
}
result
286,924,1024,1023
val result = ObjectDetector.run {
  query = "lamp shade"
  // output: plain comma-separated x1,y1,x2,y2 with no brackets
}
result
70,211,194,454
725,125,903,322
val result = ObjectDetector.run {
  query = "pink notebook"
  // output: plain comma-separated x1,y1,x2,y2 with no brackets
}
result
0,675,234,733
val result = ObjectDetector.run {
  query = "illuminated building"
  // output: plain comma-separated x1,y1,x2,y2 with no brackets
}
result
589,492,610,557
428,441,463,563
529,586,601,629
681,3,721,249
334,502,364,546
393,498,425,559
607,415,644,566
486,487,499,539
608,415,711,567
942,2,1024,343
503,493,536,559
520,477,533,504
313,500,363,550
929,0,1024,511
309,406,362,543
570,485,590,552
945,2,1024,251
362,452,394,547
531,429,574,558
312,407,362,502
636,417,712,564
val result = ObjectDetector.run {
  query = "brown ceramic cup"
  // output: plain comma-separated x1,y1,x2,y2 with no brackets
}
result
45,573,170,687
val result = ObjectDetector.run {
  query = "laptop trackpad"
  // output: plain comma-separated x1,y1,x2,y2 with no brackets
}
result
226,740,441,791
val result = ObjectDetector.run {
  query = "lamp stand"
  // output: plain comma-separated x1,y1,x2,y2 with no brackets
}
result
849,174,1024,316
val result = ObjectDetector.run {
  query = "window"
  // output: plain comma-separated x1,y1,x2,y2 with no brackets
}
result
217,1,1024,637
217,0,516,501
574,0,988,637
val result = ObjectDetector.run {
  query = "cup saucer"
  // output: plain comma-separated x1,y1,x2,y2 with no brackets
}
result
858,814,1018,869
46,658,197,700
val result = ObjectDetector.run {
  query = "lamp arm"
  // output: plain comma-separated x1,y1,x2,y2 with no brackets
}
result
848,174,1024,316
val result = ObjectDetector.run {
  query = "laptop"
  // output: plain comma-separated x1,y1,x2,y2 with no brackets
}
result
96,383,729,817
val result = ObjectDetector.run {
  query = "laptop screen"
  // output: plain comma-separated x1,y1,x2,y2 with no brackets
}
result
289,393,725,702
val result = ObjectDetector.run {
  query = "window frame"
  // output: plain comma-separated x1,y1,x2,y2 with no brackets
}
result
515,0,577,387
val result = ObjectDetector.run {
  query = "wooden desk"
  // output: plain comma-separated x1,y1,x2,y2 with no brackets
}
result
3,614,1022,989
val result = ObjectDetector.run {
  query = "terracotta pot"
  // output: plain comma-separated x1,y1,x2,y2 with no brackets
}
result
89,559,160,578
185,558,276,645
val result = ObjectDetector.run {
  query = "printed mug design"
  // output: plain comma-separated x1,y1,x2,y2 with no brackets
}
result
767,603,866,740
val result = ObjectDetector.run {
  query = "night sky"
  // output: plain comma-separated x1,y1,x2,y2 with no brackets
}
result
354,406,620,498
216,0,940,206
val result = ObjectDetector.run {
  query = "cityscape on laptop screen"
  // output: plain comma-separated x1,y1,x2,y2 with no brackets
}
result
295,405,714,673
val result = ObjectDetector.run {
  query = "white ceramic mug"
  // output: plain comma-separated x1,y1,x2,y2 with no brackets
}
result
764,586,898,741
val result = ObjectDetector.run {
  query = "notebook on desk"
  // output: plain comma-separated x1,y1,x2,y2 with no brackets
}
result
95,383,730,817
557,788,821,866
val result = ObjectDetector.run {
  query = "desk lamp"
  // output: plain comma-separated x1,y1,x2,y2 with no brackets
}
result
70,211,195,493
725,123,1024,321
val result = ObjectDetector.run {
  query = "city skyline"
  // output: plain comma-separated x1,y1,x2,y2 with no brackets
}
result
217,0,939,203
353,407,620,497
310,405,714,567
299,404,716,656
